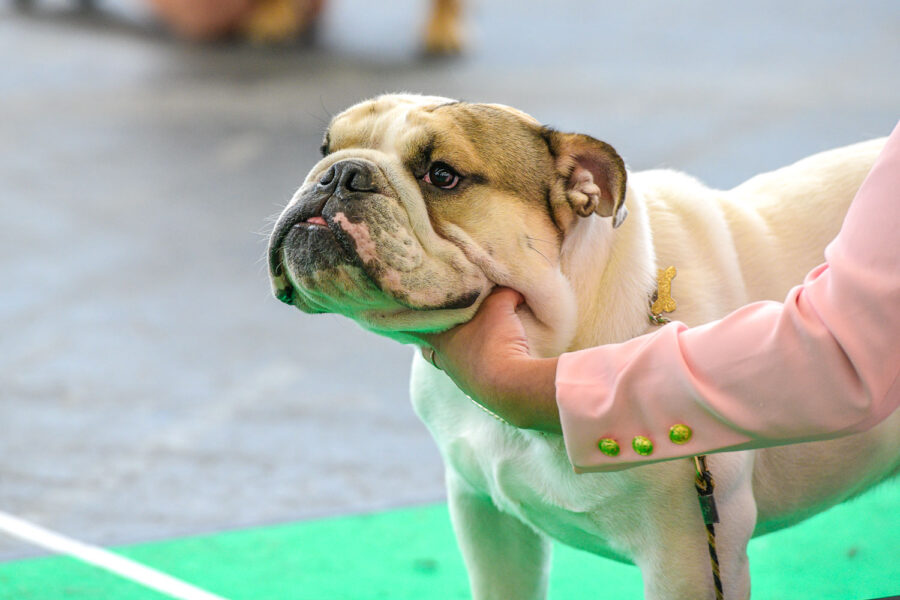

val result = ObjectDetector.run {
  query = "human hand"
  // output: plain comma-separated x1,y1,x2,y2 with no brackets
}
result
419,287,561,433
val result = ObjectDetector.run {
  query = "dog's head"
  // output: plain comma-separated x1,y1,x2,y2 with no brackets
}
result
268,94,627,348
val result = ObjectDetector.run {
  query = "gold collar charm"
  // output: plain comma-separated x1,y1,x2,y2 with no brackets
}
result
649,266,677,325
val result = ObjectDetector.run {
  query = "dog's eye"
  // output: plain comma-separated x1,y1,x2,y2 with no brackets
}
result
424,162,460,190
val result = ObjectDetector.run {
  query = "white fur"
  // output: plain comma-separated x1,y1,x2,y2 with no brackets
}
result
411,137,900,600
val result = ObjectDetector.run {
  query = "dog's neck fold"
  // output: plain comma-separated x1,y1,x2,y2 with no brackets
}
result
436,221,578,358
557,183,658,352
508,271,579,359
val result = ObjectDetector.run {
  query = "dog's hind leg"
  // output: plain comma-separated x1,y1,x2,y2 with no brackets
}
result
446,468,551,600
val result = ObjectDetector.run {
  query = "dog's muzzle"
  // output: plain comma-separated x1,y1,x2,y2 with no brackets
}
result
268,159,384,304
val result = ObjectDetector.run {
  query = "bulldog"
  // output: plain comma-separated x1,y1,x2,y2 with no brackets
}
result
267,94,899,599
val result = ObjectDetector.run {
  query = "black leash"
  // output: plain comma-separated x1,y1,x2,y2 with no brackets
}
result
649,271,723,598
693,455,724,600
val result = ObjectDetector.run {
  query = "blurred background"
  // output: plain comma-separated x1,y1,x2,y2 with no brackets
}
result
0,0,898,597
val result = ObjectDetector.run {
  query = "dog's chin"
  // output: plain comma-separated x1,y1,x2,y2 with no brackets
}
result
280,253,489,344
290,277,487,344
359,299,487,345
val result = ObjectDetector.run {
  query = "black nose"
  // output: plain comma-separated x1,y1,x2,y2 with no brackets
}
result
318,159,378,196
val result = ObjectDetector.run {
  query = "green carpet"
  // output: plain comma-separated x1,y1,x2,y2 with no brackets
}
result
1,481,897,599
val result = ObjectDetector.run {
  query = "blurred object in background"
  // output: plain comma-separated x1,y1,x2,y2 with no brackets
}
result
145,0,463,51
146,0,324,43
14,0,464,51
423,0,462,54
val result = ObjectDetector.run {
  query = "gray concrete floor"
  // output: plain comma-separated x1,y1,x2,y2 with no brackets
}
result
1,0,898,560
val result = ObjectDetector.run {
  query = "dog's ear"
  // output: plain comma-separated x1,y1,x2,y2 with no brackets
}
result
543,130,628,228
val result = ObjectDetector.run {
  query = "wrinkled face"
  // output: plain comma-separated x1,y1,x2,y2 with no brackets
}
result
267,94,626,343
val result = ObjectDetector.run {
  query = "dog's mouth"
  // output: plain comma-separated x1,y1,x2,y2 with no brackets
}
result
298,187,331,229
268,196,348,305
270,160,392,305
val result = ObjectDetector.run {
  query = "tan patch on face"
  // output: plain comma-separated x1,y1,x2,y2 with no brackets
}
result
324,96,562,245
326,96,555,202
323,95,565,273
405,103,563,277
419,102,555,204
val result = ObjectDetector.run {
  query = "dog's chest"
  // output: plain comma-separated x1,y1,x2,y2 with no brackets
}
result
411,361,644,561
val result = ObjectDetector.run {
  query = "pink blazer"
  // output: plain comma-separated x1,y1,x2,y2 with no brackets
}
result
555,121,900,473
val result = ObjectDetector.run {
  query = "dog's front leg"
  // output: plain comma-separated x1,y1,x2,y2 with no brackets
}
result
634,458,755,600
446,469,551,600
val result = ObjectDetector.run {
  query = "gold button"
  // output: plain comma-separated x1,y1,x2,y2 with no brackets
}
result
632,435,654,456
669,424,692,445
598,438,620,457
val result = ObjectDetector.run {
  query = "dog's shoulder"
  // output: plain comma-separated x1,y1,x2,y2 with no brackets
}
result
732,137,886,202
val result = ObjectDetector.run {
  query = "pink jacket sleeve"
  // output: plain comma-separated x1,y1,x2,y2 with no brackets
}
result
555,121,900,473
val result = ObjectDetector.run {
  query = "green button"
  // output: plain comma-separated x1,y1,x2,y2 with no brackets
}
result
669,424,692,445
598,438,620,457
632,435,654,456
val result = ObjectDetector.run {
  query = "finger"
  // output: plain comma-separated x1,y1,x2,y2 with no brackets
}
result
484,287,526,315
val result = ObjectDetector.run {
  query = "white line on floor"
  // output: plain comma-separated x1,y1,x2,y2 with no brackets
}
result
0,510,230,600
